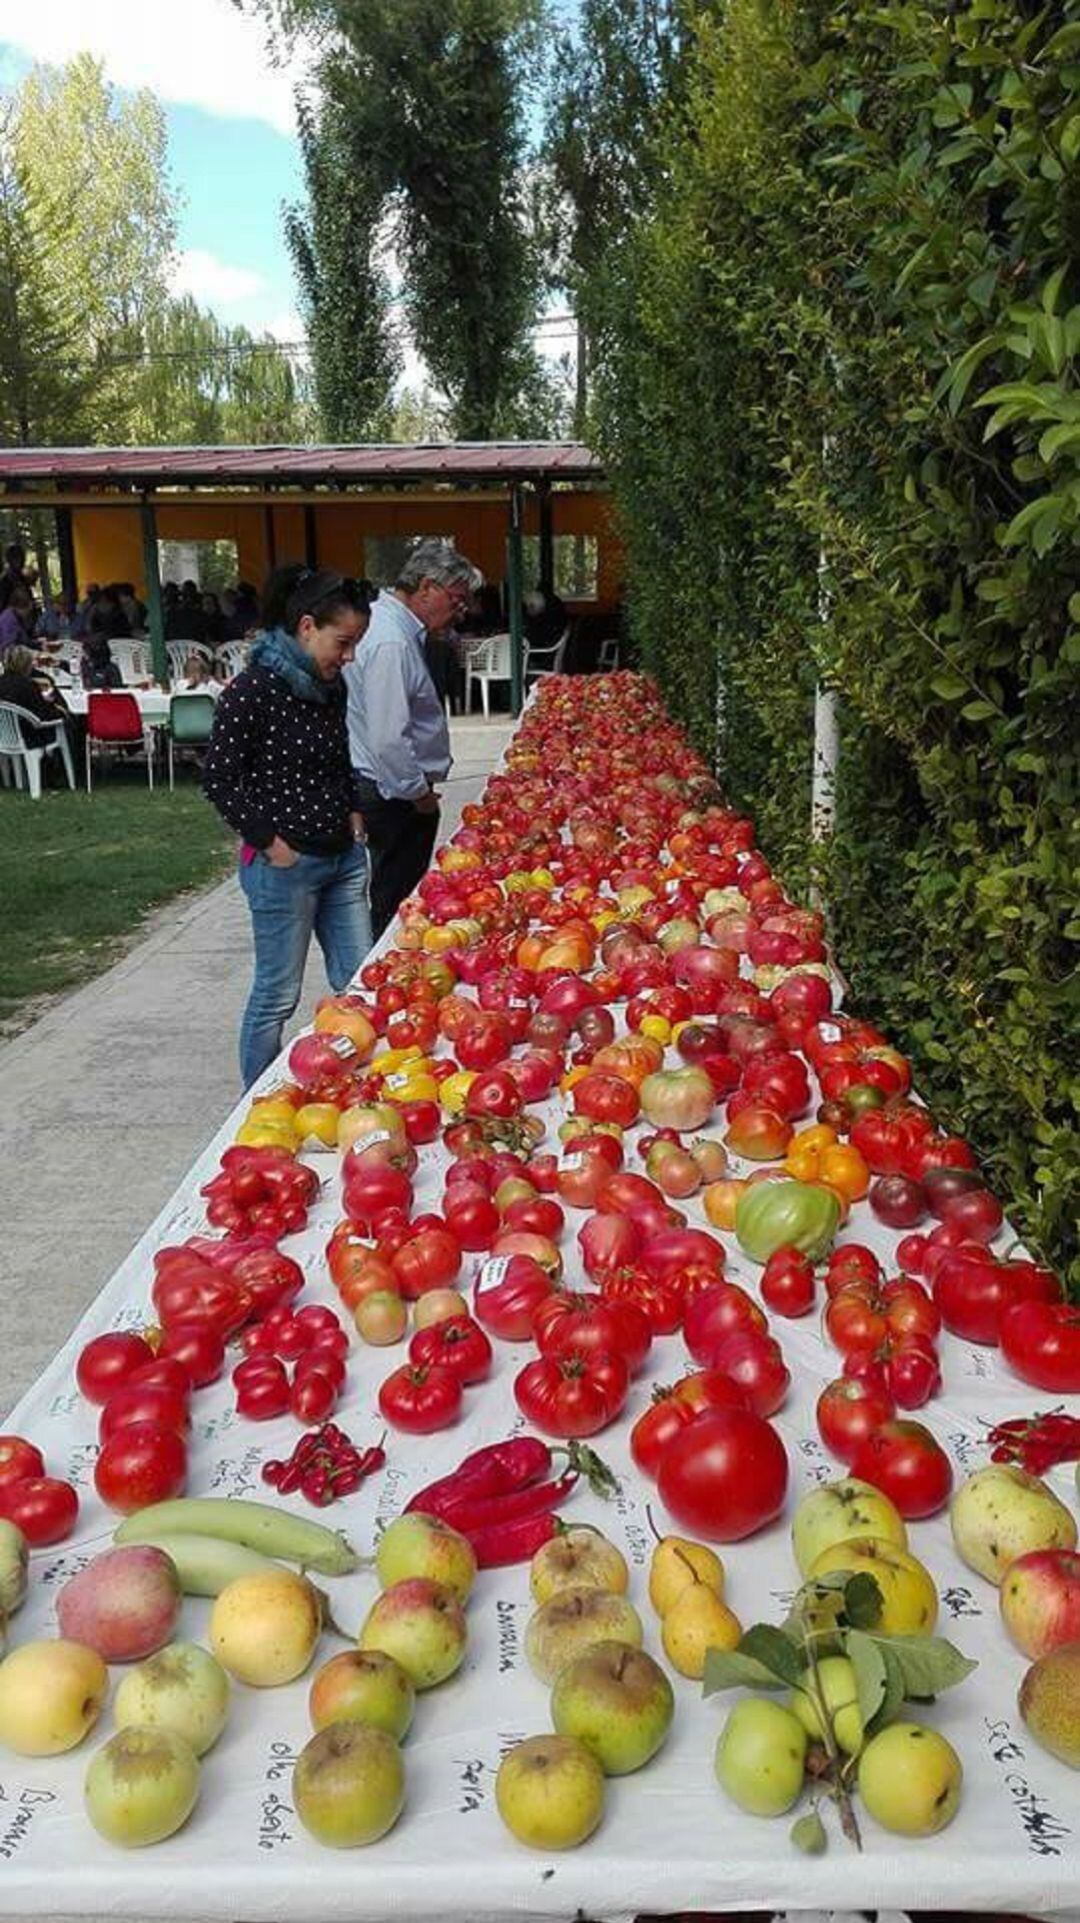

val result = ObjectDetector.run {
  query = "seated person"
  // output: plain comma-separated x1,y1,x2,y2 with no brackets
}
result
175,652,224,696
523,587,568,653
81,634,123,689
0,644,70,741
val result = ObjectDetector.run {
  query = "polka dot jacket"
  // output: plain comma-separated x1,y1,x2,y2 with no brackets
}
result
203,665,363,855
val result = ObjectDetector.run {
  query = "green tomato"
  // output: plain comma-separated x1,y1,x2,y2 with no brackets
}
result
735,1179,841,1264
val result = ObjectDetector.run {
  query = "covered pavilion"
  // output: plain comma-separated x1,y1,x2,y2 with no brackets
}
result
0,441,616,708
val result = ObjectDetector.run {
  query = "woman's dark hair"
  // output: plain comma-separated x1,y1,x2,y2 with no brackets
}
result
261,563,369,635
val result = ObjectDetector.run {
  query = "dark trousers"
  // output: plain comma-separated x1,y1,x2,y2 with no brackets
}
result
354,778,439,939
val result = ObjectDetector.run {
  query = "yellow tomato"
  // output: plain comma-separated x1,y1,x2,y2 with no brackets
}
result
559,1065,591,1095
248,1095,300,1128
528,869,555,890
383,1071,439,1105
439,1070,476,1116
371,1046,425,1075
791,1123,839,1154
638,1014,671,1045
819,1143,870,1203
234,1119,298,1151
293,1103,340,1148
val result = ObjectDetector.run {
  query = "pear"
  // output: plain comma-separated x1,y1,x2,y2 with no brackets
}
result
1018,1642,1080,1768
648,1536,724,1617
661,1581,741,1679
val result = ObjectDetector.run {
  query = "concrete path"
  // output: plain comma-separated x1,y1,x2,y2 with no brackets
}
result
0,717,513,1421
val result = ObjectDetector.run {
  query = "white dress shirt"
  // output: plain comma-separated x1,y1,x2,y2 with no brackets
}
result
345,590,452,801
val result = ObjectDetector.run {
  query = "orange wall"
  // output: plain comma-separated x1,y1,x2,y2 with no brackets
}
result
71,491,624,606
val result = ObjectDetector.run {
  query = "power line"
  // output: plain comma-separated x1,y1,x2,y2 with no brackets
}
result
95,311,578,372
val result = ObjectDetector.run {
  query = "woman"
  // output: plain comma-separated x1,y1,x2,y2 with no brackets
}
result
203,564,373,1087
0,584,36,656
0,644,69,739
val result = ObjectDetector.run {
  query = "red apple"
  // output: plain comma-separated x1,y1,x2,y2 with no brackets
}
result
1000,1549,1080,1659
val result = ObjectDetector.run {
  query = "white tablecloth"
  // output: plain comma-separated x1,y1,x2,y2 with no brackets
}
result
62,689,170,723
1,729,1077,1918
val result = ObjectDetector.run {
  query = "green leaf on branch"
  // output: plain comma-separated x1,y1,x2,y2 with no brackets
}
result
930,670,968,700
865,1640,907,1737
702,1648,790,1696
842,1572,884,1629
872,1635,978,1699
738,1623,805,1686
844,1628,887,1727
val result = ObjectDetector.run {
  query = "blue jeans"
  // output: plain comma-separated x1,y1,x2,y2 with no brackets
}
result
238,843,373,1088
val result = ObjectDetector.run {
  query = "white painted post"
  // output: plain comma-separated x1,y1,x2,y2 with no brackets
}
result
812,678,838,838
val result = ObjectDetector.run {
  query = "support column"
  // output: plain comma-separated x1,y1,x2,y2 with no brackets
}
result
139,498,168,685
55,505,77,608
304,504,317,569
263,505,277,574
508,482,525,717
811,684,838,839
537,480,554,599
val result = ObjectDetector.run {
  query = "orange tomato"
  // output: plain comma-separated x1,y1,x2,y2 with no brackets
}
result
702,1177,747,1230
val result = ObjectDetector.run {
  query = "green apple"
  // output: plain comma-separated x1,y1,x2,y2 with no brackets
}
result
857,1722,962,1835
113,1642,230,1757
293,1721,405,1848
309,1649,415,1739
950,1465,1077,1586
788,1655,863,1755
0,1639,108,1756
85,1727,200,1846
551,1640,674,1774
792,1478,907,1577
496,1734,605,1849
715,1697,808,1817
375,1513,477,1603
359,1578,467,1689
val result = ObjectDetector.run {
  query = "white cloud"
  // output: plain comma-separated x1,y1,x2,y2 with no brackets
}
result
264,308,305,344
0,0,308,135
171,247,266,306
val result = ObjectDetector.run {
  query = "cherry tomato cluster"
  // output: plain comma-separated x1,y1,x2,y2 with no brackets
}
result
234,1303,349,1425
201,1145,320,1239
0,1434,79,1546
262,1423,385,1506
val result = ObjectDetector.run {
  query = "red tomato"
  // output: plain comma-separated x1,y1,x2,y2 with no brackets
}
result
0,1436,46,1485
578,1213,643,1280
151,1255,249,1335
1000,1301,1080,1393
816,1377,896,1465
684,1282,766,1363
885,1338,942,1409
642,1227,726,1284
699,1331,790,1416
227,1247,304,1319
824,1245,882,1296
672,1370,748,1415
409,1314,493,1385
599,1268,682,1335
848,1420,953,1518
503,1196,565,1240
825,1287,888,1356
761,1247,816,1317
75,1331,155,1405
533,1293,652,1373
934,1249,1060,1345
445,1190,501,1252
378,1363,463,1434
465,1067,523,1121
868,1175,927,1230
630,1393,696,1478
0,1475,78,1546
236,1363,292,1421
99,1383,190,1442
572,1072,641,1129
94,1423,188,1514
473,1253,554,1341
124,1357,193,1397
657,1408,788,1541
514,1349,629,1438
157,1319,225,1387
391,1226,462,1301
290,1371,339,1425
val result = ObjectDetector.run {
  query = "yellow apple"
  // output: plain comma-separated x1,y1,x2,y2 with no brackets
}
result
807,1536,938,1635
0,1640,108,1756
792,1478,907,1577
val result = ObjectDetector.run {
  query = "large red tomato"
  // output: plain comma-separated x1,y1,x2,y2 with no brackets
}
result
409,1315,493,1386
532,1293,652,1373
657,1408,788,1541
514,1350,629,1438
378,1362,463,1434
0,1475,78,1545
473,1254,554,1341
816,1377,896,1466
94,1423,188,1514
848,1420,953,1519
1000,1301,1080,1393
684,1282,766,1363
76,1332,156,1405
630,1393,696,1478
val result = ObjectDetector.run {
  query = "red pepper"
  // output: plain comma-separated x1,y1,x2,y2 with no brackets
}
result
439,1470,579,1533
406,1437,618,1518
467,1509,563,1568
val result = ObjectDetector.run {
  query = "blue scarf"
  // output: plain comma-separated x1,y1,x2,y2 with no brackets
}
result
250,626,341,707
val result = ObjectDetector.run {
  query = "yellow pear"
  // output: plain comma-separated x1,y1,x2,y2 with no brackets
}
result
648,1537,725,1617
661,1583,741,1679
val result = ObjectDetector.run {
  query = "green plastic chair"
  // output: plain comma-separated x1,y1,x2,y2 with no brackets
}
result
167,692,216,789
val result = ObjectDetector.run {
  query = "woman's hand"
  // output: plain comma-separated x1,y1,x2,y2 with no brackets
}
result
349,810,367,843
265,835,299,868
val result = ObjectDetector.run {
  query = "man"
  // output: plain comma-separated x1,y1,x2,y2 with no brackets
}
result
346,537,477,938
0,542,27,613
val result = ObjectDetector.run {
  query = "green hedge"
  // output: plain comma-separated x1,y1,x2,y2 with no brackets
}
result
594,0,1080,1290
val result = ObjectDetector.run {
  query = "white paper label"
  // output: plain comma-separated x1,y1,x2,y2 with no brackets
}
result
384,1072,411,1091
477,1255,512,1289
353,1128,394,1153
561,1150,589,1171
818,1022,842,1043
327,1034,355,1058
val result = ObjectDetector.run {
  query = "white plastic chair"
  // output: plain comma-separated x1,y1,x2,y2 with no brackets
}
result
524,624,571,683
216,640,251,681
597,636,620,671
166,640,215,682
0,702,76,799
464,632,513,716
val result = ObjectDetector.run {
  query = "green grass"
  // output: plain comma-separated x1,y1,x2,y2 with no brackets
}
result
0,768,233,1030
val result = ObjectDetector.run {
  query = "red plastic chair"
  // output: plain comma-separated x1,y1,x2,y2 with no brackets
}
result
85,691,155,793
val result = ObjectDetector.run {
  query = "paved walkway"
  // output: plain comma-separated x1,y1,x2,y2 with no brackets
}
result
0,718,513,1420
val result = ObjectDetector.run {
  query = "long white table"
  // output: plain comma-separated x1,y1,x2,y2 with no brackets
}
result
1,726,1078,1920
61,688,171,723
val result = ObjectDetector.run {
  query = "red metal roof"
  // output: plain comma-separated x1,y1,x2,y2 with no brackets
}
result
0,442,603,489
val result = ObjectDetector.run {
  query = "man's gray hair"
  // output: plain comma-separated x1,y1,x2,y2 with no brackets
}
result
396,538,477,595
